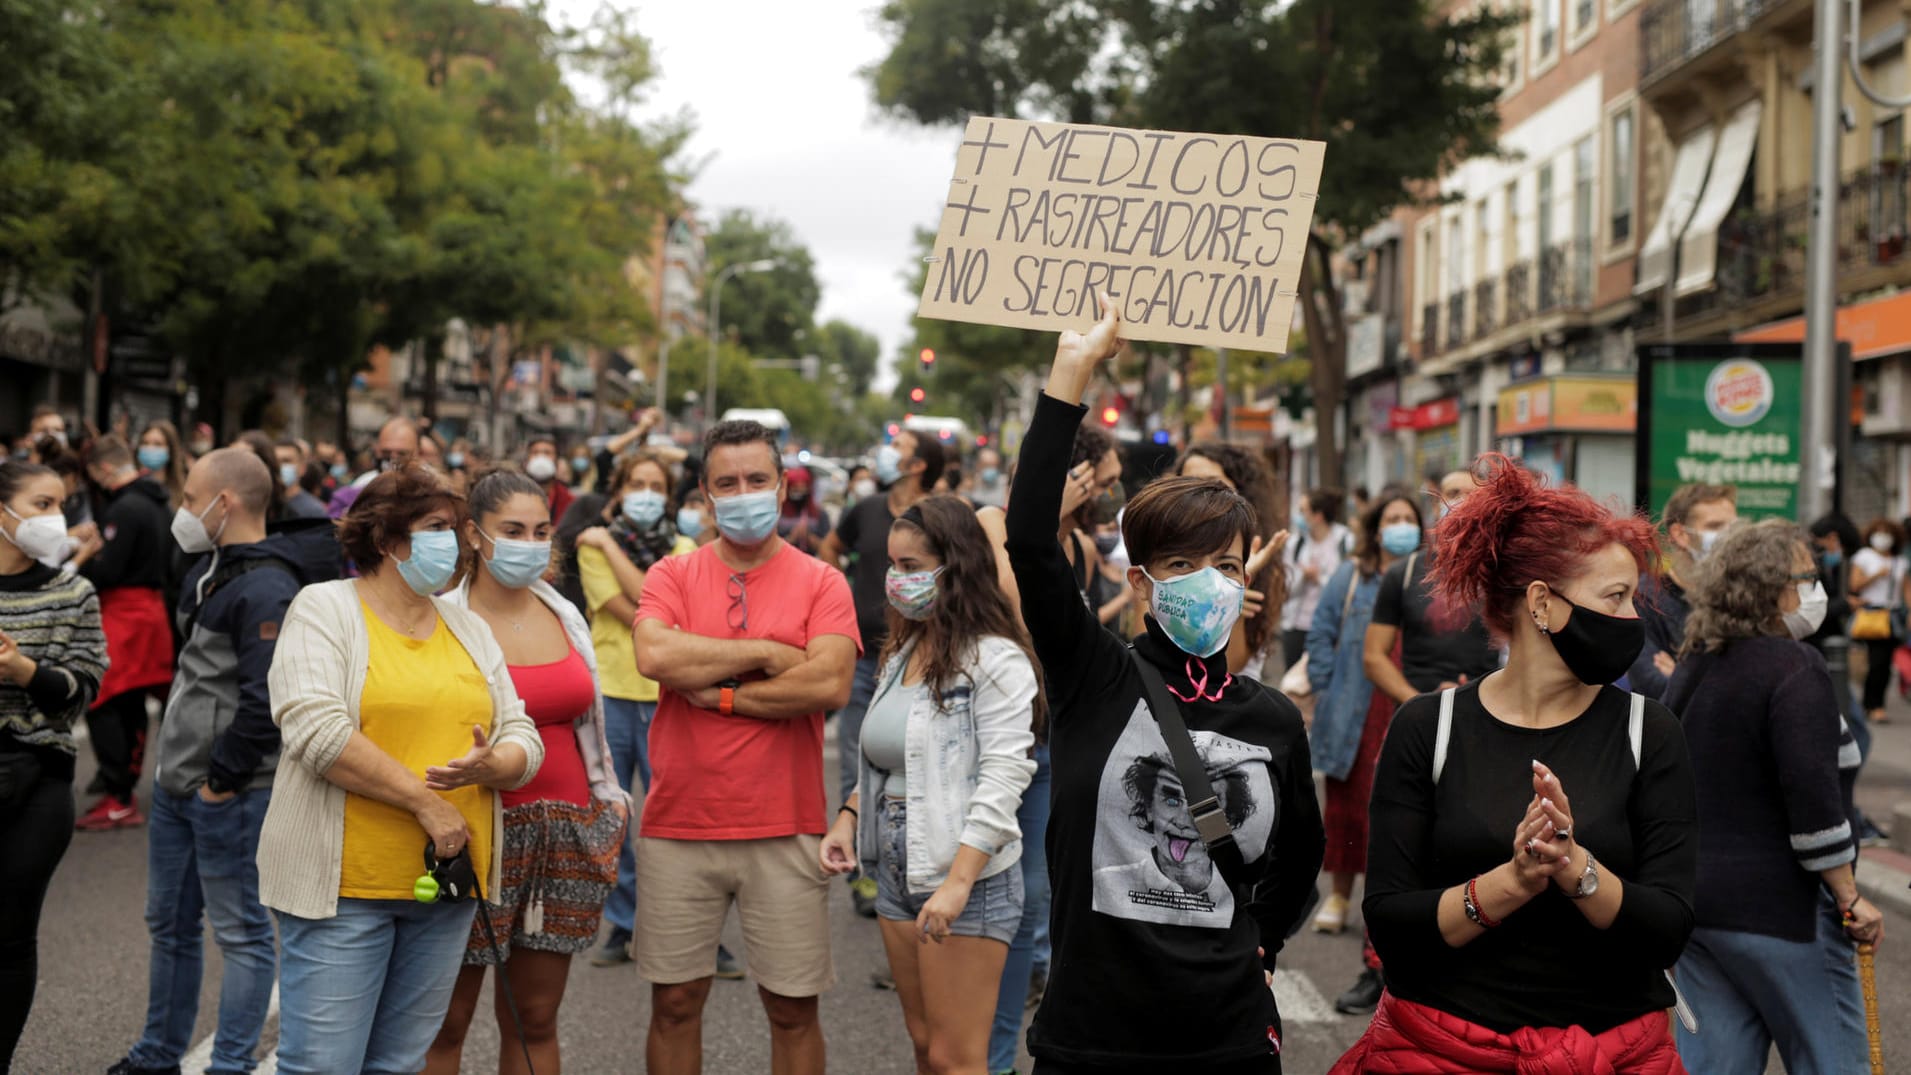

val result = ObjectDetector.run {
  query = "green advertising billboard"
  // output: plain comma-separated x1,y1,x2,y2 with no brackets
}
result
1636,342,1838,521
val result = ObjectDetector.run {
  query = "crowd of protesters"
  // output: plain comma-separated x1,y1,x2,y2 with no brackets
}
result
0,297,1899,1075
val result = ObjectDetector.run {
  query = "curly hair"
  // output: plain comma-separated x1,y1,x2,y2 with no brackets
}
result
1121,754,1255,829
1427,453,1659,640
338,464,464,573
879,495,1049,740
1681,519,1805,656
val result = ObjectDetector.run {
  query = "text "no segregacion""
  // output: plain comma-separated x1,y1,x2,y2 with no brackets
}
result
916,117,1326,354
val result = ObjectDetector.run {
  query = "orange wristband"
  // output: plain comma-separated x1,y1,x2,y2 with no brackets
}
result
719,685,736,717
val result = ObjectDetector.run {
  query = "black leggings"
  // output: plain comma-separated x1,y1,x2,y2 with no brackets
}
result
1863,637,1898,711
0,771,75,1071
85,691,148,800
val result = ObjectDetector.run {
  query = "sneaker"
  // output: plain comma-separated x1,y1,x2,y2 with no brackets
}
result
108,1060,181,1075
849,875,879,919
1334,967,1383,1015
76,795,143,832
1859,819,1890,848
1312,893,1350,934
715,943,745,980
869,969,897,990
589,927,633,967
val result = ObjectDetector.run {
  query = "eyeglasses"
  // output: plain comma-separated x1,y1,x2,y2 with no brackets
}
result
727,573,748,632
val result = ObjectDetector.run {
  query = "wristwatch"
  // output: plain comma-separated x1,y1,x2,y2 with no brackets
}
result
717,678,741,717
1570,849,1600,900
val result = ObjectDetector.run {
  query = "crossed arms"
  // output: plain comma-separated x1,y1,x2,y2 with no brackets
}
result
634,619,856,720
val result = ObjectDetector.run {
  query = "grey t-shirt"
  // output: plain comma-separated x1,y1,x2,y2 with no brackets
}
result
861,681,920,798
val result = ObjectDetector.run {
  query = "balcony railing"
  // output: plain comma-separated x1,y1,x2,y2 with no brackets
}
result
1504,261,1532,324
1446,291,1467,349
1537,238,1596,313
1421,301,1440,357
1641,0,1782,84
1473,278,1499,339
1712,162,1911,310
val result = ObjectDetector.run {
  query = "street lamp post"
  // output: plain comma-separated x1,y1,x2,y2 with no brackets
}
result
706,258,779,429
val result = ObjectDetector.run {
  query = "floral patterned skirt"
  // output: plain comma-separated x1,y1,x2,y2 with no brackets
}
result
462,797,625,963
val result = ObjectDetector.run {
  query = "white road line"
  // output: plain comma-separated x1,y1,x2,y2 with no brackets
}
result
180,983,277,1075
1272,968,1337,1024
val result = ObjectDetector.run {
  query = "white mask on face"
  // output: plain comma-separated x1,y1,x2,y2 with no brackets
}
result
1,506,69,562
525,455,557,482
1784,581,1829,639
1693,529,1723,561
1871,532,1895,553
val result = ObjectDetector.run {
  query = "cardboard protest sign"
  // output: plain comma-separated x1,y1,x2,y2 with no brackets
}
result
917,116,1326,353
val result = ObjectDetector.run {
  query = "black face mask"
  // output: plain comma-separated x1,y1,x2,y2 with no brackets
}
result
1543,588,1644,686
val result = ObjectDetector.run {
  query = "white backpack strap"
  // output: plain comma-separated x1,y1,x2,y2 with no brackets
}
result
1432,688,1457,784
1629,692,1646,770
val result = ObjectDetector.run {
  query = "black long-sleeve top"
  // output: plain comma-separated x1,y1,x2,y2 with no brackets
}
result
1364,682,1697,1034
1007,392,1324,1068
1663,637,1856,942
79,476,172,591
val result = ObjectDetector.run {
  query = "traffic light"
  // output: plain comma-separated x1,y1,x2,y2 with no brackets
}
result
976,434,990,447
910,387,926,403
919,347,935,367
886,422,900,437
1101,405,1120,426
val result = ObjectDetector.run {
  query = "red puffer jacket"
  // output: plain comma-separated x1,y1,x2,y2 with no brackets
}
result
1330,994,1686,1075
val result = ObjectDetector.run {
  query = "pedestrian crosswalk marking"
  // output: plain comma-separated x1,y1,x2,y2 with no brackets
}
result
1273,968,1337,1024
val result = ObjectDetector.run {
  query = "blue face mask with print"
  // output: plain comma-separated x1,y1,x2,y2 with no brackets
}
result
712,487,780,545
137,446,170,471
480,531,550,589
1142,566,1245,658
395,529,461,596
1380,522,1421,557
622,490,666,528
676,507,704,538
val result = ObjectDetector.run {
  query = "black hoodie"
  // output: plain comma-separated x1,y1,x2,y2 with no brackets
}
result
81,475,173,591
1006,393,1325,1070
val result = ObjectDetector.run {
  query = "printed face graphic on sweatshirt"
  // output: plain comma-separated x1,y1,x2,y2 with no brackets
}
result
1091,701,1275,928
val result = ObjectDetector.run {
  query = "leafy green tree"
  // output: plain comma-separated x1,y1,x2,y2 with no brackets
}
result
702,209,822,359
868,0,1516,481
812,319,883,397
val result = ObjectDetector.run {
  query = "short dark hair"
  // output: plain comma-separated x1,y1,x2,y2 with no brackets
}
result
1662,483,1736,529
525,435,557,454
468,468,546,524
1121,476,1254,569
86,434,132,470
338,465,464,572
701,420,782,474
1306,487,1345,525
911,434,947,490
0,460,57,505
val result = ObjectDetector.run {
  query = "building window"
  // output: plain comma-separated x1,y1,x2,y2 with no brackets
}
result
1573,136,1596,299
1504,180,1521,265
1538,162,1555,252
1533,0,1560,68
1417,219,1438,308
1447,214,1467,294
1569,0,1596,48
1608,107,1635,247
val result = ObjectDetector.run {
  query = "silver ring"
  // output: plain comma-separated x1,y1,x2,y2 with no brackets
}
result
1555,828,1572,842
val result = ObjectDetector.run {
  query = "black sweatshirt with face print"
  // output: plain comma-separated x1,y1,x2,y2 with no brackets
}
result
1006,392,1325,1068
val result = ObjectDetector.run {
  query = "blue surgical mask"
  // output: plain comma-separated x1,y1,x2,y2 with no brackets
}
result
676,507,704,538
875,445,903,486
479,531,551,589
1824,549,1844,570
279,463,300,488
1380,522,1421,557
445,452,465,471
885,566,942,620
981,467,1001,486
137,446,170,471
330,462,348,480
712,487,780,545
572,455,591,477
1292,511,1309,533
622,490,666,528
1142,566,1245,658
395,529,461,596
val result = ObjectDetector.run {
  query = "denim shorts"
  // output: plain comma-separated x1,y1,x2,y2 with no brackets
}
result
873,796,1022,944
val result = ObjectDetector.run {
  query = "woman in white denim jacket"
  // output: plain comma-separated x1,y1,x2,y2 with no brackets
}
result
821,495,1041,1074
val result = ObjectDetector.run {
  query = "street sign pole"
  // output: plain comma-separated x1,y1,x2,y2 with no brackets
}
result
1801,0,1843,522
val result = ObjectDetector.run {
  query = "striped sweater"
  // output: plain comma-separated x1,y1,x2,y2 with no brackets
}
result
0,563,107,775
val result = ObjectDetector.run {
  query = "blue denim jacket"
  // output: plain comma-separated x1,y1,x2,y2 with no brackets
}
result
1304,561,1381,781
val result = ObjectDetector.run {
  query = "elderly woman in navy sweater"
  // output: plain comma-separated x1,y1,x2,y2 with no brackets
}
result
1664,519,1884,1074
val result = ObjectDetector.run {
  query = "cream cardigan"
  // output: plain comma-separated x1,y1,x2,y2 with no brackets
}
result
258,578,544,920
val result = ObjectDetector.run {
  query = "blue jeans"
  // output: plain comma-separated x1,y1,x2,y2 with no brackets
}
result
835,656,880,806
601,696,655,934
126,788,275,1075
989,742,1051,1073
873,798,1024,944
274,897,477,1075
1674,894,1866,1075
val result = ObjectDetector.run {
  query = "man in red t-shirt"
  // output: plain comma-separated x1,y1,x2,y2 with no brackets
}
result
633,420,858,1075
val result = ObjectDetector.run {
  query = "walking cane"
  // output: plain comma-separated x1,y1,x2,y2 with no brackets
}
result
1860,941,1884,1075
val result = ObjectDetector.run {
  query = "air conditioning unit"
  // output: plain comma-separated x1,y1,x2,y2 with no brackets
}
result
1860,355,1911,438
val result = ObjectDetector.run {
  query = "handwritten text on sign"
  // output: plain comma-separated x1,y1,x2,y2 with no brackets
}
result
916,117,1325,353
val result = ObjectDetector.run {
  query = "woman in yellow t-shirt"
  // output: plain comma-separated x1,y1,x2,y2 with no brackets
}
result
571,449,694,965
259,466,543,1075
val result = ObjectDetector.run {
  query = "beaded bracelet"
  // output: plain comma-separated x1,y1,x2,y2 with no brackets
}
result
1463,876,1502,929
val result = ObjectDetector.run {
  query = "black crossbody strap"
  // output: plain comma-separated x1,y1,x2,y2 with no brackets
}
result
1129,651,1248,888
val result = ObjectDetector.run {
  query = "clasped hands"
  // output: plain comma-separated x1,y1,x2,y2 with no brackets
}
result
1510,760,1586,896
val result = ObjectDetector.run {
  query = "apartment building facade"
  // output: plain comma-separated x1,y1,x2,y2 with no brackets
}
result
1637,0,1911,520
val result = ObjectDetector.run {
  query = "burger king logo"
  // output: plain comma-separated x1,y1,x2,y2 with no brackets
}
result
1704,359,1774,428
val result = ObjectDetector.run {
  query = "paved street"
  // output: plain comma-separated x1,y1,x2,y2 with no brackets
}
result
16,704,1911,1074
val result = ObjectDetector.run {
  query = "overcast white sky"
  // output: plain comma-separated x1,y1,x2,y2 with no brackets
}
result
557,1,960,390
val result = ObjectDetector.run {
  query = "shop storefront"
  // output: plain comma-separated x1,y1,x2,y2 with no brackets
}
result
1389,397,1462,482
1495,374,1637,505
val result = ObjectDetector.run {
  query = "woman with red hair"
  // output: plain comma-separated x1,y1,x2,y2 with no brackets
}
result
1333,455,1698,1074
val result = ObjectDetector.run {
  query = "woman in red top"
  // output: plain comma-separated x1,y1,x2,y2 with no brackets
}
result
426,470,629,1075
